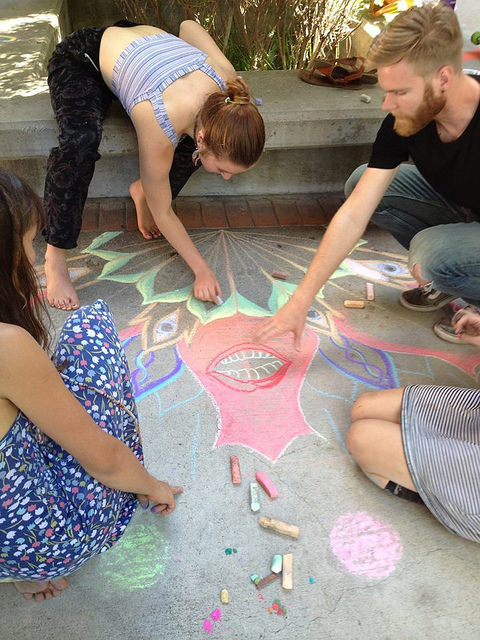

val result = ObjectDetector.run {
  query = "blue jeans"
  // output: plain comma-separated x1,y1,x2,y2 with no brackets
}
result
345,164,480,305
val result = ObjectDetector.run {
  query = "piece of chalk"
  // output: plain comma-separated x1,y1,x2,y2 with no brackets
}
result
366,282,375,301
343,300,365,309
256,572,280,590
230,455,242,484
360,93,371,103
271,271,287,281
258,516,299,539
255,97,263,105
282,554,293,590
271,554,283,574
216,296,224,305
471,31,480,46
250,482,260,512
255,471,278,498
220,588,229,604
250,573,261,585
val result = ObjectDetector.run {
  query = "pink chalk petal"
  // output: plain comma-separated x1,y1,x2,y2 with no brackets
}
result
330,511,403,579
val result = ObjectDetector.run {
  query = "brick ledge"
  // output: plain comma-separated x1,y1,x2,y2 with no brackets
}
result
81,193,344,232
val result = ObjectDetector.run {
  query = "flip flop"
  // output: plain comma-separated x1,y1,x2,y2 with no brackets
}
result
298,56,378,89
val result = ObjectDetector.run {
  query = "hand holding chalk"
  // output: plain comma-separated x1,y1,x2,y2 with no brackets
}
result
143,480,183,516
193,266,222,305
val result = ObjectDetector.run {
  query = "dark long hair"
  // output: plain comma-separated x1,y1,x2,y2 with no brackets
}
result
0,169,49,348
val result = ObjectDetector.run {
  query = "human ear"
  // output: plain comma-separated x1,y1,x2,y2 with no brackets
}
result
437,65,453,92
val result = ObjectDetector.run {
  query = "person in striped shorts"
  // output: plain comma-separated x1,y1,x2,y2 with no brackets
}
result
347,307,480,542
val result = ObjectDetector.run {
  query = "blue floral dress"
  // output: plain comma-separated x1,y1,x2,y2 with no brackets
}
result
0,300,142,580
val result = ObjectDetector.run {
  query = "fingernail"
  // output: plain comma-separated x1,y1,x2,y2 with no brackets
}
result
142,501,149,510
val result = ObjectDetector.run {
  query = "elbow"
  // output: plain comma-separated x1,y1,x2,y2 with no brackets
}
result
83,439,124,486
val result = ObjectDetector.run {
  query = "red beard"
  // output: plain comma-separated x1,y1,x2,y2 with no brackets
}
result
394,84,446,137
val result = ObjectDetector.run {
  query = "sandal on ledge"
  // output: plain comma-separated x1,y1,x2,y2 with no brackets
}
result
298,56,378,89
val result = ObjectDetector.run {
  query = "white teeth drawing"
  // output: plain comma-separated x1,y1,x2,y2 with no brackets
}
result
215,350,284,381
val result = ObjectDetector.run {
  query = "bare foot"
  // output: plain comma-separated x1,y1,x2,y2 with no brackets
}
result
13,577,68,602
129,180,162,240
44,245,80,311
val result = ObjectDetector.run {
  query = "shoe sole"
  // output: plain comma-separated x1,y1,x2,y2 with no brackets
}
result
432,322,462,344
399,294,456,312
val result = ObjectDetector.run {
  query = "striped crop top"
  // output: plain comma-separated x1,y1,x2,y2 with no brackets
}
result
111,32,226,148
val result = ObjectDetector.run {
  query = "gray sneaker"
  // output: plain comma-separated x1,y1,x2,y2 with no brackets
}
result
400,282,457,312
432,317,461,343
433,306,480,343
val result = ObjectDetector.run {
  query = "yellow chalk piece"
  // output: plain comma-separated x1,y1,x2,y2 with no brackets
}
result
282,554,293,590
343,300,365,309
220,589,229,604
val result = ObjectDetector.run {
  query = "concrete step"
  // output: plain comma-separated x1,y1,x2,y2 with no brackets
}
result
0,0,385,198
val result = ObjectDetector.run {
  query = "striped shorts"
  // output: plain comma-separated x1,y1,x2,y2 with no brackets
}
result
402,384,480,542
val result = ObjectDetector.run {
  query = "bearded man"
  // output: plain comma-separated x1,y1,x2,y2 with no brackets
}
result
256,1,480,346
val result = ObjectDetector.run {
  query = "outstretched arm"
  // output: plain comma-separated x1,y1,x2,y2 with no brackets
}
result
255,167,397,348
0,327,183,515
135,113,222,303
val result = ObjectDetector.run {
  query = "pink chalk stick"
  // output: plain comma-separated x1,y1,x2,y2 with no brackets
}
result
230,455,242,484
255,471,278,498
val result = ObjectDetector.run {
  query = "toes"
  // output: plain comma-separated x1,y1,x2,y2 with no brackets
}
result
50,577,68,592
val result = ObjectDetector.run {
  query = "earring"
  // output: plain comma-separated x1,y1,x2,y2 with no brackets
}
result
192,146,201,166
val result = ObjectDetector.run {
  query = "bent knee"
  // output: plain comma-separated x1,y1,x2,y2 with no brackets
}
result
351,391,381,422
346,420,370,459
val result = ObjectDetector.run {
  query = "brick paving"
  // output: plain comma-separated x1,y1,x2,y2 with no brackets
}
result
82,193,344,232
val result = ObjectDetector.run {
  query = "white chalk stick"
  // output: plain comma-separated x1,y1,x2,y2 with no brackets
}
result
366,282,375,301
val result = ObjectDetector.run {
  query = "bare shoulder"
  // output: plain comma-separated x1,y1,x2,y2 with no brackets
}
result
0,323,33,353
208,57,236,84
0,323,46,378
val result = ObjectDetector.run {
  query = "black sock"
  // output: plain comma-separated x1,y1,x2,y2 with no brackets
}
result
385,481,424,505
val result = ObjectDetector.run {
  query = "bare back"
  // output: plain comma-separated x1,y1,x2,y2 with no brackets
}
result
99,25,235,141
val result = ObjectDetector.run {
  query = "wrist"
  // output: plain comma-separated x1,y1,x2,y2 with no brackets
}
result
192,261,212,276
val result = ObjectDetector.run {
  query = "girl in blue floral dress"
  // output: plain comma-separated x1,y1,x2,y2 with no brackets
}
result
0,169,182,600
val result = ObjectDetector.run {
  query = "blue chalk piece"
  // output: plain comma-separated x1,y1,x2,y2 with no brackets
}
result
309,577,316,584
255,97,263,105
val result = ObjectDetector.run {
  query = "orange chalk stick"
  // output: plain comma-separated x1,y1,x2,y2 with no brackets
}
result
343,300,365,309
255,471,278,498
230,455,242,484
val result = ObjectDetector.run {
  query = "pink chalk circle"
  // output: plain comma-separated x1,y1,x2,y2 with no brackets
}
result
329,511,403,579
210,608,222,622
203,619,213,634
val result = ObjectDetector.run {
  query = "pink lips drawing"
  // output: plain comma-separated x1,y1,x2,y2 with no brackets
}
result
178,313,318,460
207,343,291,392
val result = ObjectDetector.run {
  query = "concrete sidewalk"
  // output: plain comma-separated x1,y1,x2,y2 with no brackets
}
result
1,225,480,640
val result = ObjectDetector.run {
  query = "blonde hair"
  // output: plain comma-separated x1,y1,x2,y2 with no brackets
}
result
368,1,463,77
198,77,265,167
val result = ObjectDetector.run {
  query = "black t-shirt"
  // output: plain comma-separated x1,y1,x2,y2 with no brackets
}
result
368,76,480,215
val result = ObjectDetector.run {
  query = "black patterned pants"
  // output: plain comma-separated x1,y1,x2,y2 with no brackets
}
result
44,25,201,249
